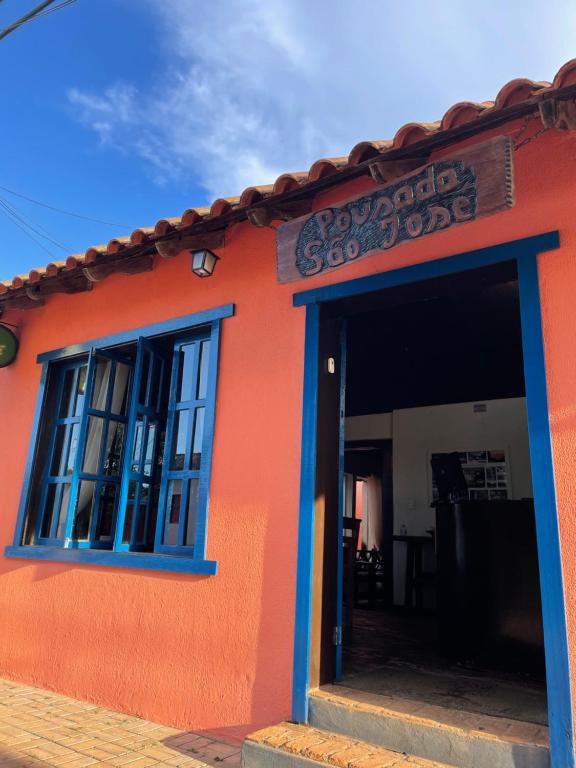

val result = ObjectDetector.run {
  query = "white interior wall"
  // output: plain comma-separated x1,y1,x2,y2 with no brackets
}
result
346,412,392,441
391,397,532,537
346,397,533,606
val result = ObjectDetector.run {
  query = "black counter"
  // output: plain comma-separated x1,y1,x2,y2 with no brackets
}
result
435,499,544,671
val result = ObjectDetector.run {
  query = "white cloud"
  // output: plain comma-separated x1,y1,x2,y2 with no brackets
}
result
69,84,141,149
67,0,576,201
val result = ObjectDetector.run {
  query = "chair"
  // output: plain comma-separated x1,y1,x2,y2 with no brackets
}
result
355,548,387,609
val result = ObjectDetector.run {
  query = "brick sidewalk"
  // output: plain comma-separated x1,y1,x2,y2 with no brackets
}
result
0,678,241,768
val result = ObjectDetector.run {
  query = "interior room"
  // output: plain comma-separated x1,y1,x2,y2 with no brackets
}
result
338,261,547,725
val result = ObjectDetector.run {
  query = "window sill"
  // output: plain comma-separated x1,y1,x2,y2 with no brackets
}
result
3,546,218,575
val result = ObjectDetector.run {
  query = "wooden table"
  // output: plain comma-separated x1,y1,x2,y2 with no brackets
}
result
393,534,434,610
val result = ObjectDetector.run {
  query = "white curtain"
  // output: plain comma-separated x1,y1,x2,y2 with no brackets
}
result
362,475,383,551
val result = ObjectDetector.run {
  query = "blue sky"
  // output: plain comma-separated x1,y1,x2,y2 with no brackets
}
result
1,0,575,278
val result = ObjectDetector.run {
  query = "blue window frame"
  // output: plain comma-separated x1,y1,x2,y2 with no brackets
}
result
65,348,133,549
35,358,88,545
7,305,233,574
115,338,166,553
156,332,210,555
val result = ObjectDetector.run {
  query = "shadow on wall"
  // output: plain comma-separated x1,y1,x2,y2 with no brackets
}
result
0,559,71,581
0,558,215,584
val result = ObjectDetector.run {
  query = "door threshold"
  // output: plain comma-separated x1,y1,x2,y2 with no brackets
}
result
309,684,549,768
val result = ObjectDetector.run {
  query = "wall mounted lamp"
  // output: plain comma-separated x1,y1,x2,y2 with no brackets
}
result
191,249,219,278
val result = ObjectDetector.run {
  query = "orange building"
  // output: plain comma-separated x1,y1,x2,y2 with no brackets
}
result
2,60,576,768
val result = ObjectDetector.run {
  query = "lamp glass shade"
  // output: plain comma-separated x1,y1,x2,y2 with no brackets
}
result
192,249,219,277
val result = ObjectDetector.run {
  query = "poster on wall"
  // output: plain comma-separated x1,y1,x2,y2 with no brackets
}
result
276,136,514,283
431,449,510,502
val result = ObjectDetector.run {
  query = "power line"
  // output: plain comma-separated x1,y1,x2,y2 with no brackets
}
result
0,184,132,229
27,0,76,22
0,0,57,41
0,195,70,252
0,0,75,41
0,198,60,257
0,200,58,260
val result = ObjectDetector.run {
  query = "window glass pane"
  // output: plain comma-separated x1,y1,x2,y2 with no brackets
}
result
144,422,157,477
40,484,71,541
197,340,210,399
170,411,190,471
132,420,144,472
165,479,182,545
91,359,112,410
95,483,118,542
139,350,151,404
83,417,105,474
146,486,159,548
51,426,67,476
185,479,199,546
73,480,96,540
178,344,196,402
66,423,80,476
136,505,147,543
191,408,205,471
74,365,88,416
157,428,167,471
56,484,71,540
135,483,150,543
111,362,131,415
128,480,138,501
41,485,58,538
123,504,134,544
150,357,163,411
104,421,125,476
59,369,76,418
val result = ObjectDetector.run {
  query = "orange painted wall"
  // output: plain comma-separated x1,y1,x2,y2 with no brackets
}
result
0,222,305,743
1,123,576,738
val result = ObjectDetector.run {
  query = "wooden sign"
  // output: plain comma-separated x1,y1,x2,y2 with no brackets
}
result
276,136,514,283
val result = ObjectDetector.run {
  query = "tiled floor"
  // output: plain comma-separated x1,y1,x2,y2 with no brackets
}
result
0,678,241,768
343,609,548,724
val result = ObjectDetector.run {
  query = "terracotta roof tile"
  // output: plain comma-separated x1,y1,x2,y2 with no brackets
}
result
440,102,489,130
348,140,394,166
3,58,576,306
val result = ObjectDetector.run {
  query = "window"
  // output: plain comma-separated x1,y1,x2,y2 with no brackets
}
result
7,307,232,573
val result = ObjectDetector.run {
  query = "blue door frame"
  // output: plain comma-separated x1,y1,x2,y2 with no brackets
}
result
291,231,575,768
335,321,347,682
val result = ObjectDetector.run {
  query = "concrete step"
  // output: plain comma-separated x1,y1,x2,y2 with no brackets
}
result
242,721,456,768
308,686,549,768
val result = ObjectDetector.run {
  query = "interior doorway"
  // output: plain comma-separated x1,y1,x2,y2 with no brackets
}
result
335,260,547,724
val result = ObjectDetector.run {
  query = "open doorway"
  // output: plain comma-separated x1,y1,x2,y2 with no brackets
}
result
335,260,547,725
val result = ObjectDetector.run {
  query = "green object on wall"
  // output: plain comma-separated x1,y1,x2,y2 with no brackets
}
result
0,325,18,367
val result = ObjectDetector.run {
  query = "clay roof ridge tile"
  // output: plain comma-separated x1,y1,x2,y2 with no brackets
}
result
553,58,576,89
